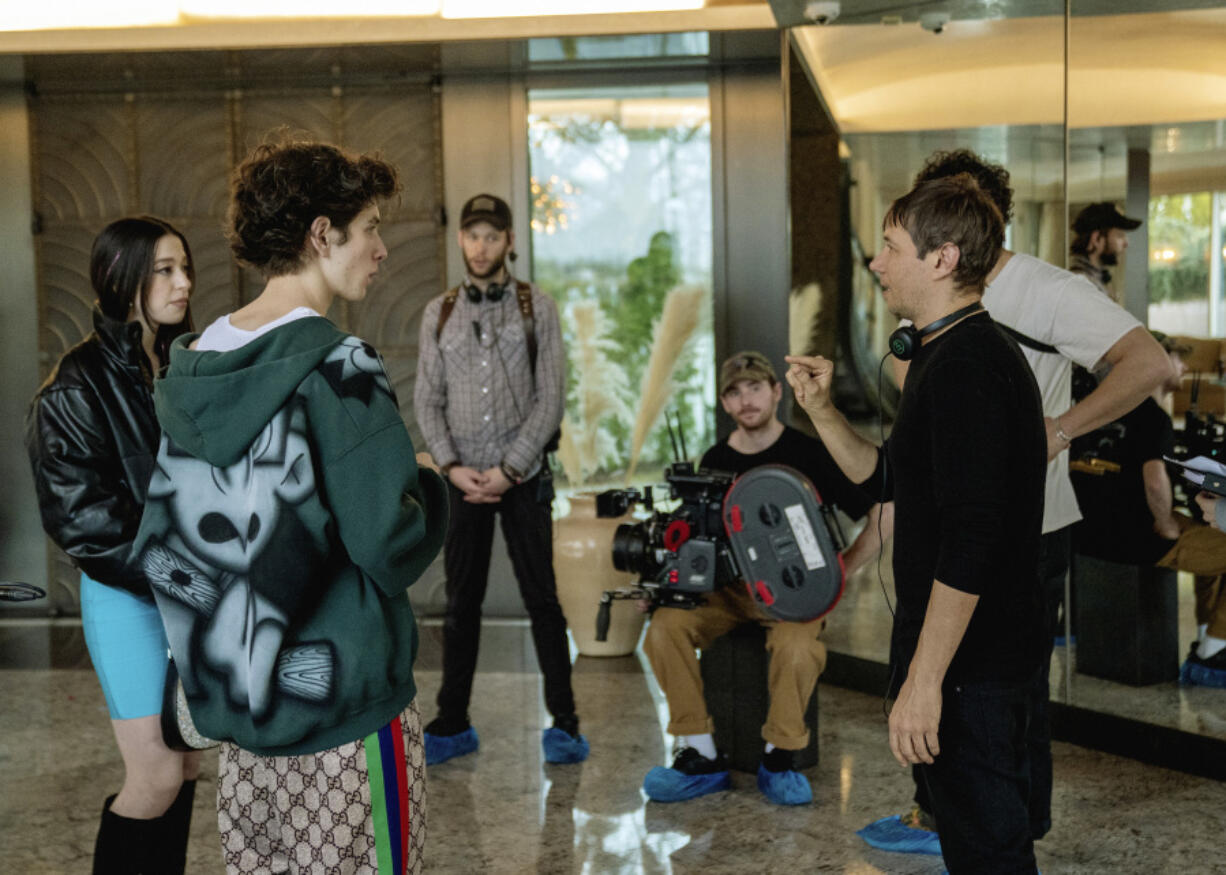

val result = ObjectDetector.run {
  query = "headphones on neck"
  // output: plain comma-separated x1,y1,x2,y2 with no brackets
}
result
464,278,510,303
888,301,983,361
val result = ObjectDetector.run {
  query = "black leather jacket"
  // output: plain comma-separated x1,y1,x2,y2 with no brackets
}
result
26,306,162,597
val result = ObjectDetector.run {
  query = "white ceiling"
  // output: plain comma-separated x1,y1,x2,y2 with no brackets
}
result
791,9,1226,134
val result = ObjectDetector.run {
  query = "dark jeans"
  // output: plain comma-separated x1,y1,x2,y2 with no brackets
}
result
917,678,1039,874
435,475,575,727
914,526,1066,842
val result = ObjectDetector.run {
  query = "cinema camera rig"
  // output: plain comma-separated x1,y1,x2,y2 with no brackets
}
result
593,460,848,641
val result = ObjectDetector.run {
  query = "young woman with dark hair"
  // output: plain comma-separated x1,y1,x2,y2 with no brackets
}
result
26,215,200,874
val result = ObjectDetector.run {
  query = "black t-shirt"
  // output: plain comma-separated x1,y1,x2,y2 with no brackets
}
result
700,424,873,522
1071,397,1175,565
862,312,1047,691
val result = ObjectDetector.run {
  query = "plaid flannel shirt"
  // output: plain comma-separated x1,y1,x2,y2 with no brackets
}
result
414,281,564,479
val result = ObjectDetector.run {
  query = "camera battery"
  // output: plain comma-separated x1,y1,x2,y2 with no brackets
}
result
722,464,844,623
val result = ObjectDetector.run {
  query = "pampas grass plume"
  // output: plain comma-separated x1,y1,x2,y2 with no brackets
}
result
626,284,706,480
561,301,632,485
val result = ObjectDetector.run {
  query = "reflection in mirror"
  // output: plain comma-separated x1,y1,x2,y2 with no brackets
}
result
786,6,1066,671
788,1,1226,751
789,4,1066,398
1065,6,1226,742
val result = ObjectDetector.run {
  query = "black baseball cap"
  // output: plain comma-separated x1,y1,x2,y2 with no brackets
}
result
1072,202,1142,234
460,194,512,231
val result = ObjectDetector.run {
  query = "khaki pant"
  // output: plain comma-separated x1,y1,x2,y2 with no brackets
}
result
1156,518,1226,639
642,584,826,750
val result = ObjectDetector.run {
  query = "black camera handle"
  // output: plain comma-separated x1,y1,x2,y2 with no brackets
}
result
595,586,707,641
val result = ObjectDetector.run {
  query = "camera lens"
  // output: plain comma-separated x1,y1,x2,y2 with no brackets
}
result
611,522,650,575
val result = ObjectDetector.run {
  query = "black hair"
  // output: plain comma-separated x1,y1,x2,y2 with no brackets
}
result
90,216,195,366
913,149,1014,224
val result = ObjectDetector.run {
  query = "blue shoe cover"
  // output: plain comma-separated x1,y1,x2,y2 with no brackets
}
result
542,727,590,764
856,814,943,855
756,764,812,805
642,765,731,802
424,726,479,766
1181,659,1226,688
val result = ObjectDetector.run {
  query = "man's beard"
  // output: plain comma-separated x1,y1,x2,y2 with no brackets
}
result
465,253,506,281
1099,250,1118,267
735,408,771,431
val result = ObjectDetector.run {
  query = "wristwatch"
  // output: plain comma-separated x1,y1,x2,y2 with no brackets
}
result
500,461,524,485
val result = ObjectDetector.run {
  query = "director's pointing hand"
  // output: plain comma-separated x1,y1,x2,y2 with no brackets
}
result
784,355,835,419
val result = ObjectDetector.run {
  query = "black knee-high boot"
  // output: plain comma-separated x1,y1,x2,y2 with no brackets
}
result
92,794,158,875
152,780,197,875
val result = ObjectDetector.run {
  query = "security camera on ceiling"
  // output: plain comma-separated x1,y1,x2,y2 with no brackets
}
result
919,11,951,34
804,2,840,25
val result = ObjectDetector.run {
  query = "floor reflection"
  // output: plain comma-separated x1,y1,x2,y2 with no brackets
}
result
823,553,1226,743
2,618,1225,873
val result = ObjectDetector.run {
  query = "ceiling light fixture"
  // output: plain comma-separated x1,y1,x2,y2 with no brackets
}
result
179,0,439,17
442,0,703,19
1,0,179,31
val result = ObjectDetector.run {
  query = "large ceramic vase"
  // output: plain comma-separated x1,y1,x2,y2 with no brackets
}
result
554,493,645,657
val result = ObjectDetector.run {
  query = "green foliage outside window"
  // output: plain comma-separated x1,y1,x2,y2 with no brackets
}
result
1149,193,1211,304
535,231,713,484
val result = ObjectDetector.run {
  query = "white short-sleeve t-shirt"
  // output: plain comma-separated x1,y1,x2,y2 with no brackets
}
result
196,307,322,353
983,252,1141,534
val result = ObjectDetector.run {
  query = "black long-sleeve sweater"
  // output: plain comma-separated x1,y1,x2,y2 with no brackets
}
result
864,312,1047,692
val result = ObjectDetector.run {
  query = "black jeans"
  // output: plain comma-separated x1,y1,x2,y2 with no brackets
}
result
914,526,1066,842
918,678,1039,874
435,475,575,726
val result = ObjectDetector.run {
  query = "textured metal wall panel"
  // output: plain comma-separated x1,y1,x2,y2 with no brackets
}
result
343,92,439,217
35,221,97,371
34,98,133,222
28,50,445,615
136,100,231,219
239,95,339,155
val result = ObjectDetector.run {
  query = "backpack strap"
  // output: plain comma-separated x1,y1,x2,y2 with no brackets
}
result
998,322,1059,355
436,286,462,341
516,280,537,373
438,280,539,373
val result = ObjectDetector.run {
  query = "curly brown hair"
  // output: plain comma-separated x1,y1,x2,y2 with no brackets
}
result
885,174,1004,293
227,136,401,277
913,149,1013,224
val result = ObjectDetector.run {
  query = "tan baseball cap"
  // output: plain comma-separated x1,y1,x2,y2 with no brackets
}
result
719,350,777,395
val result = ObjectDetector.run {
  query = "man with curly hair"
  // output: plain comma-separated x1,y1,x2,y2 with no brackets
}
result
134,137,448,874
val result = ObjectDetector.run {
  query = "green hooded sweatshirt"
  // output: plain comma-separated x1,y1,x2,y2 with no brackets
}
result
134,317,448,756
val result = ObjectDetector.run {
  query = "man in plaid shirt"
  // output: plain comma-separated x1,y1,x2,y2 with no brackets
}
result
414,194,587,766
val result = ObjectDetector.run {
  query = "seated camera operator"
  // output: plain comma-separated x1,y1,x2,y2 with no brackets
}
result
1074,331,1226,685
641,350,891,806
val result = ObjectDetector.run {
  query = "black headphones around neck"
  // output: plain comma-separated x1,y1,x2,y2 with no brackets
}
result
888,301,984,361
464,278,510,303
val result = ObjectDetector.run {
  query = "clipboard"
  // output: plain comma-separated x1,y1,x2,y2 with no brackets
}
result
1199,473,1226,497
1164,456,1226,497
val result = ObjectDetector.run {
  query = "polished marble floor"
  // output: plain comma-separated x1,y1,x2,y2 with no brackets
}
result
824,544,1226,743
2,618,1225,874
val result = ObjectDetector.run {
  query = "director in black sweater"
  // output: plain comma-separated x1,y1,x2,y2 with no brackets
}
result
786,175,1047,874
